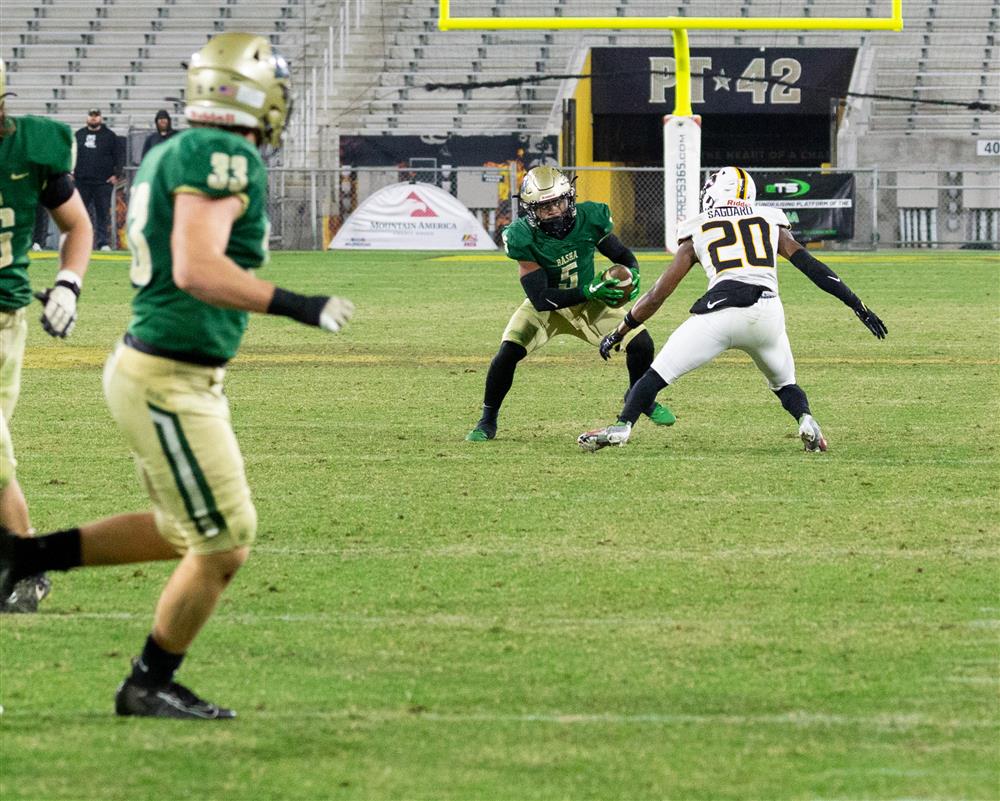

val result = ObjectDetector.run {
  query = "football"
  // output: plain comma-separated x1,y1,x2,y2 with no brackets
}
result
602,264,633,308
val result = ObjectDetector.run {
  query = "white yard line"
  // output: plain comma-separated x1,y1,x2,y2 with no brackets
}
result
251,543,999,560
0,704,992,731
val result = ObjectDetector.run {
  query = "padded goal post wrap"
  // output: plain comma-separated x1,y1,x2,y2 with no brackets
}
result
663,115,701,254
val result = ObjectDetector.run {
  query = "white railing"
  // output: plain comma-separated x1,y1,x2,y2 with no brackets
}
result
285,0,366,167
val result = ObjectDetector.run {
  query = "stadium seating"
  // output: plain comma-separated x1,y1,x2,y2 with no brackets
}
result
3,0,304,135
323,0,998,138
2,0,996,159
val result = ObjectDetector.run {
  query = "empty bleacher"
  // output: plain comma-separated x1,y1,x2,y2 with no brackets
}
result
2,0,996,157
3,0,306,136
329,0,997,137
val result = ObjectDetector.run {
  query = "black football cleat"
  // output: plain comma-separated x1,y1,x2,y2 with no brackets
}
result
3,573,52,613
0,527,20,611
115,676,237,720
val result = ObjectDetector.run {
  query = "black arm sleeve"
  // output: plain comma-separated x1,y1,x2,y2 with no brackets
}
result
789,248,862,309
596,233,639,270
520,268,586,312
39,173,76,210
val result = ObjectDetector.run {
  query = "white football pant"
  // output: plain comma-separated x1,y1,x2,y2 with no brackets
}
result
650,295,796,390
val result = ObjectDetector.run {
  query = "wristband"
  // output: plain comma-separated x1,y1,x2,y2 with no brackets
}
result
267,287,327,327
54,269,82,296
622,311,640,330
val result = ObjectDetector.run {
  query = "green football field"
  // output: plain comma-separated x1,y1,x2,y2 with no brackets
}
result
1,249,998,800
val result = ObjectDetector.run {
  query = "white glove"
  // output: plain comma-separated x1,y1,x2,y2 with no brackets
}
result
318,296,354,333
35,269,82,338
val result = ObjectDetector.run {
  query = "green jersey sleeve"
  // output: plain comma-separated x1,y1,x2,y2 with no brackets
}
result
582,201,614,241
0,116,75,309
501,218,535,262
18,116,74,175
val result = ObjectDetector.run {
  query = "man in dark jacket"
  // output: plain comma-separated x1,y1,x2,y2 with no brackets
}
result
74,108,122,250
141,109,176,159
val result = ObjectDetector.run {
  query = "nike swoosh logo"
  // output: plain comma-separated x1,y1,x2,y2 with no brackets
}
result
706,298,727,309
546,298,558,308
827,276,842,283
11,172,29,180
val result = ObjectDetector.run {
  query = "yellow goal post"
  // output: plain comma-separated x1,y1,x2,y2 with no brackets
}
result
438,1,903,250
438,0,903,116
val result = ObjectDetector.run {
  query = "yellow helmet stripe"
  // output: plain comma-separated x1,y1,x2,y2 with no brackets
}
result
734,167,748,199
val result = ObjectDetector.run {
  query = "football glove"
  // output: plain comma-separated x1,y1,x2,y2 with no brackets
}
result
627,266,640,295
582,277,625,306
34,270,81,338
853,303,887,339
599,329,624,361
318,295,354,333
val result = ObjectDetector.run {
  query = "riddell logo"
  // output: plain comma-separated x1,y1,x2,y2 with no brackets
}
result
188,109,238,125
406,191,438,217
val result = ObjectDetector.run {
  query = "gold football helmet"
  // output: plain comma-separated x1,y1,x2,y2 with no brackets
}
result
184,32,292,148
0,58,10,107
519,166,577,239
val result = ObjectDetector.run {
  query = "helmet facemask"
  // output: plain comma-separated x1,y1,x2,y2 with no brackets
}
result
519,166,577,240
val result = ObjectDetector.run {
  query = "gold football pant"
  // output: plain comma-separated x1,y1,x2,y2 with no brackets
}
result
103,342,257,555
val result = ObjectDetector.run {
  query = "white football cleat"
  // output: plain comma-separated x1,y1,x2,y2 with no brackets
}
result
578,422,632,452
798,414,828,452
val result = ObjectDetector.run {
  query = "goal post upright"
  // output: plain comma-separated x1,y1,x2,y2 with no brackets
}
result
437,0,903,250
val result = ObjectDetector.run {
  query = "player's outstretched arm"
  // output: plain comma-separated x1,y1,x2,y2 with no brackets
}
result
33,184,91,338
172,193,353,333
629,239,696,324
597,240,696,360
777,228,887,339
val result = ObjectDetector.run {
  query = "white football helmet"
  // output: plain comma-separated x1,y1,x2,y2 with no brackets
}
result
700,166,756,212
519,166,577,238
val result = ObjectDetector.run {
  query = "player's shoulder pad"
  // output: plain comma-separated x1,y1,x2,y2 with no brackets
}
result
677,211,706,240
577,200,610,223
756,204,790,227
578,201,613,238
501,217,533,259
15,115,74,173
176,127,262,162
171,128,264,197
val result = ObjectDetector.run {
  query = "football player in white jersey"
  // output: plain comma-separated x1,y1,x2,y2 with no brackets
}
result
578,166,887,453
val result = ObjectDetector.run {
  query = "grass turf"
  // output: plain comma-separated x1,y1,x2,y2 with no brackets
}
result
1,249,997,800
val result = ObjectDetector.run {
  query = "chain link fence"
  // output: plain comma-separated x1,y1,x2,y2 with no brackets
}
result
97,165,997,252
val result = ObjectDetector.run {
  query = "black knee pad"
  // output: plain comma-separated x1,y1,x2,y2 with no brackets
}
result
495,341,527,369
624,329,654,360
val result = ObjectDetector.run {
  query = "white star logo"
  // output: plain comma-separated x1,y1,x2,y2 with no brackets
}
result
713,70,731,92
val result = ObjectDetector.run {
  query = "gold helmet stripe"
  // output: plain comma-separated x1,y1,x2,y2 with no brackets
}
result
734,167,748,199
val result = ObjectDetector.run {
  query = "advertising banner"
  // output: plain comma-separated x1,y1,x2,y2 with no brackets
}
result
663,115,702,253
329,182,498,250
754,172,856,241
591,48,857,115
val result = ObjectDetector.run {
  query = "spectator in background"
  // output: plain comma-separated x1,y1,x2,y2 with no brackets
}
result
74,108,122,251
140,109,176,159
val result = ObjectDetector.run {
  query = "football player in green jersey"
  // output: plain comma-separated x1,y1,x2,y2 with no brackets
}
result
0,59,93,612
0,33,353,719
465,166,675,441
